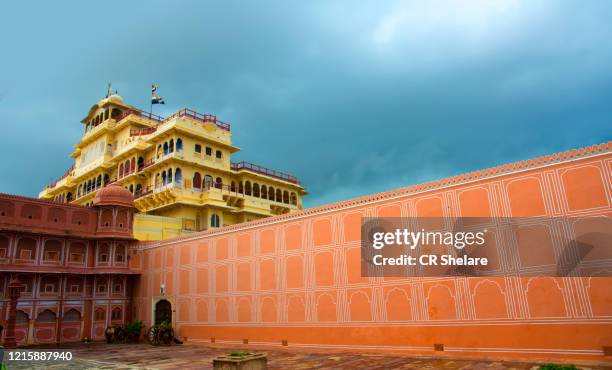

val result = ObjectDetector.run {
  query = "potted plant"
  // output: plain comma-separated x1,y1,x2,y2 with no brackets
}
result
126,320,144,343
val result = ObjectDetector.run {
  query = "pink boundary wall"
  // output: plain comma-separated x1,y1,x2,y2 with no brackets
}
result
130,143,612,360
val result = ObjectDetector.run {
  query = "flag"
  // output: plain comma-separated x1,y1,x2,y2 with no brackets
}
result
151,83,165,104
152,92,165,104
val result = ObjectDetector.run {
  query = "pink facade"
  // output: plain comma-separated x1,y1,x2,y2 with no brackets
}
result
0,185,136,345
131,143,612,359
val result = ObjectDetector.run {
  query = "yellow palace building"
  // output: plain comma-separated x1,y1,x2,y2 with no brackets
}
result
39,89,306,240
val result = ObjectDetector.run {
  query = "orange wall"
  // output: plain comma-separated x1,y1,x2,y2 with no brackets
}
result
131,144,612,359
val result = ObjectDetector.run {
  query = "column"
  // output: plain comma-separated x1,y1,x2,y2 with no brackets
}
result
3,277,21,348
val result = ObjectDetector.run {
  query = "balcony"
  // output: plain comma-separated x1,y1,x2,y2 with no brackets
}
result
231,161,300,185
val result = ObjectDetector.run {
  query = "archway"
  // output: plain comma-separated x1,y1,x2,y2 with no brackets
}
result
155,299,172,325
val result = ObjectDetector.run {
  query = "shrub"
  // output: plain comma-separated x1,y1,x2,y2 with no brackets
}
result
539,364,578,370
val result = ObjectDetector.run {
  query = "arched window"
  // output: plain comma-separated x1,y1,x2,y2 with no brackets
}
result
210,214,220,228
215,150,222,159
104,174,110,186
161,172,167,185
245,181,252,196
157,144,163,158
111,108,122,120
290,192,297,205
205,147,212,156
66,192,73,202
155,173,161,188
253,183,260,197
238,182,244,194
16,310,29,325
64,309,81,322
119,163,124,178
77,185,82,197
129,184,134,193
269,187,275,201
94,308,105,321
167,169,173,183
261,185,267,199
176,138,183,152
193,172,202,189
130,158,135,173
230,181,236,192
137,156,144,170
163,142,169,155
37,309,57,323
215,177,222,189
283,190,289,204
169,139,174,153
195,144,202,153
175,168,182,185
96,175,102,188
111,307,122,321
135,184,142,194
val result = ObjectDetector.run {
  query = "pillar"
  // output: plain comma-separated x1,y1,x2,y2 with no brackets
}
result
3,277,21,348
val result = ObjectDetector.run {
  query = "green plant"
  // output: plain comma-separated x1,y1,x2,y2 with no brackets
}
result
539,364,578,370
229,351,255,358
126,320,144,342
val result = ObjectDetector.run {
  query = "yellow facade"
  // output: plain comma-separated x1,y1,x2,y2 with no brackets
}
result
39,92,307,240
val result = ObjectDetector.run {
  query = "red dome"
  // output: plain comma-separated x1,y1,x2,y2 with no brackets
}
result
93,183,134,208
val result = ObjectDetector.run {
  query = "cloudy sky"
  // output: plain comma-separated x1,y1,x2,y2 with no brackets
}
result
1,0,610,207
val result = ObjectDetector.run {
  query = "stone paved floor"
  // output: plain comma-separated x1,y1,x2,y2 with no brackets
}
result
3,342,611,370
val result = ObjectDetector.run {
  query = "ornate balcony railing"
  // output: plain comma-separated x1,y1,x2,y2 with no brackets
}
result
46,165,76,189
231,161,299,184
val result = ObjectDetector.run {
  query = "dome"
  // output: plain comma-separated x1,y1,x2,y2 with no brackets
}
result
106,94,124,104
93,183,134,208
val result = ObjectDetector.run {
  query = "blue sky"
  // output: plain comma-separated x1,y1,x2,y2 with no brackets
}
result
1,1,610,207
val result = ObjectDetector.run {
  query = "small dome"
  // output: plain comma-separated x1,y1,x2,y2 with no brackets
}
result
93,183,134,208
106,94,124,104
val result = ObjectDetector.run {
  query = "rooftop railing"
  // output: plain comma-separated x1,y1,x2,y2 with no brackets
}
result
46,165,75,189
231,161,299,184
125,108,231,138
163,108,231,131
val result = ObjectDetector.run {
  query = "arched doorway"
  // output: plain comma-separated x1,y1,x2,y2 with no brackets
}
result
155,299,172,325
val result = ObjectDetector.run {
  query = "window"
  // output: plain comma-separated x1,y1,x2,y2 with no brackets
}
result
97,284,106,293
195,144,202,153
211,214,220,228
44,283,55,293
94,308,105,321
44,250,58,261
111,308,122,321
215,150,222,159
70,284,80,293
70,253,83,263
205,147,212,156
114,283,122,293
100,254,108,262
0,248,6,258
19,249,32,260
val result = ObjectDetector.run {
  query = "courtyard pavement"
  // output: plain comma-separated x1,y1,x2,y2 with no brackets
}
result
3,342,611,370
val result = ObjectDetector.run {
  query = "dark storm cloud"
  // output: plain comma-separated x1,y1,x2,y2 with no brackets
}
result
1,0,611,206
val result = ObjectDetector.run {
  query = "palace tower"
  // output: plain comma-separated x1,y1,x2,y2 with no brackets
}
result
39,91,306,240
